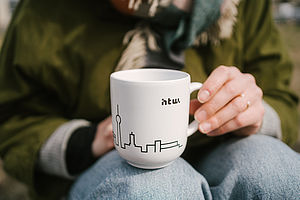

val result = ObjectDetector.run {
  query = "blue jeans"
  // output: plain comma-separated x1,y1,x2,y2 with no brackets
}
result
68,135,300,199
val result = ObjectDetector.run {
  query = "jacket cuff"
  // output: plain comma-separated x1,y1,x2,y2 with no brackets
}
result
257,100,282,139
37,120,90,179
66,124,98,176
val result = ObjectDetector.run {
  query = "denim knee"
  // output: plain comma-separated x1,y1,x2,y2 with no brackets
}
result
69,150,212,200
232,135,300,198
197,135,300,199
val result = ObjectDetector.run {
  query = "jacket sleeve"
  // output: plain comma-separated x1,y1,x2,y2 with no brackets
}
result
240,0,299,145
0,1,79,198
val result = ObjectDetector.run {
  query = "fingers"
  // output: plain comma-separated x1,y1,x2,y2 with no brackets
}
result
199,85,263,134
198,92,250,133
92,116,114,157
195,74,253,122
103,121,113,137
197,66,241,103
205,101,264,136
193,65,264,136
95,117,113,138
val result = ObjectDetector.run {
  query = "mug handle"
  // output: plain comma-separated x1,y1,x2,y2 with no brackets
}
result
187,82,203,137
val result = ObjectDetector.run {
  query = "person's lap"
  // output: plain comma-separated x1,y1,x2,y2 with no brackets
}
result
194,135,300,199
68,150,211,200
68,135,300,200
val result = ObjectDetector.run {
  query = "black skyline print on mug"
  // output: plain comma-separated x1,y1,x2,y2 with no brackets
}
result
113,104,183,153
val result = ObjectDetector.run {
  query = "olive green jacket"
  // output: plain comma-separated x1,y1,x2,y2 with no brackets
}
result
0,0,298,199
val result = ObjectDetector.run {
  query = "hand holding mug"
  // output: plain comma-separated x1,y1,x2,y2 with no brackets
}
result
92,116,115,157
191,66,264,136
110,69,202,169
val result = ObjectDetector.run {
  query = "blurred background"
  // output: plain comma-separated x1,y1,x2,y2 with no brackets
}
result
0,0,300,199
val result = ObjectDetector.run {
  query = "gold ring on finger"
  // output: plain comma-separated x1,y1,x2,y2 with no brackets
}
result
246,100,251,109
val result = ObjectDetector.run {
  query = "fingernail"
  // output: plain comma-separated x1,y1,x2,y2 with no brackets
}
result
195,110,207,122
200,122,211,133
198,90,210,103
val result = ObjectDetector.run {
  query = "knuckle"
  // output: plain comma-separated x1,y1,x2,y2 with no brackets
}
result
204,106,214,117
244,73,256,83
218,66,240,75
217,65,231,76
217,66,242,78
232,97,244,112
256,87,263,98
218,65,228,72
210,116,221,129
224,82,238,95
205,101,219,115
234,116,244,127
229,66,241,75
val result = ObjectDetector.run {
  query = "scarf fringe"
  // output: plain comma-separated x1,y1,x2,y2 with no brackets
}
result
128,0,172,16
219,0,240,38
115,24,160,71
195,0,240,45
116,0,240,71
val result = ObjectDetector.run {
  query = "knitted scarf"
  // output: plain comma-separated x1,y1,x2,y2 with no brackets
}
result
114,0,240,71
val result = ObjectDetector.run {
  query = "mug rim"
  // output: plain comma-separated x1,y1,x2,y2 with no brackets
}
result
110,68,190,84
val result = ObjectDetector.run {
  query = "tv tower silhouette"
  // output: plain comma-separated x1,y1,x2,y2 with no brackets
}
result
113,105,183,153
114,104,122,146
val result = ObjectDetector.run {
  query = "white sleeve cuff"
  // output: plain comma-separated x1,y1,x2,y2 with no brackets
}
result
37,119,90,179
257,100,282,140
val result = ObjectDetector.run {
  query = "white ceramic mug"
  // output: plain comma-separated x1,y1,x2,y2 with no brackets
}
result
110,69,202,169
